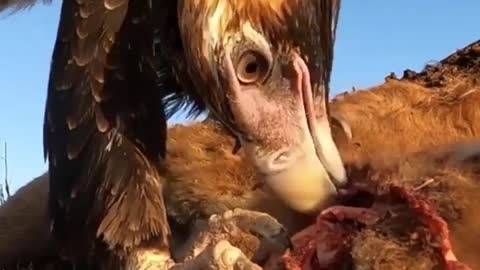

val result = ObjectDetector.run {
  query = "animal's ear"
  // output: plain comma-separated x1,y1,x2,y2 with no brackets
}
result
330,112,352,140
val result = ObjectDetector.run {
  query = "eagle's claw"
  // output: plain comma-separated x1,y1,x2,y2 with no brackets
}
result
207,208,290,262
169,240,262,270
131,209,289,270
212,240,263,270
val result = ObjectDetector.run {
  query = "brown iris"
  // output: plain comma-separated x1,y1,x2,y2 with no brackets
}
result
236,51,270,84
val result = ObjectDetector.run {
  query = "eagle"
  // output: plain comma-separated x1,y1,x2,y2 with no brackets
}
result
1,0,346,267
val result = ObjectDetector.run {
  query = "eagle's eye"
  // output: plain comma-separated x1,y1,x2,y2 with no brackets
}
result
236,51,269,84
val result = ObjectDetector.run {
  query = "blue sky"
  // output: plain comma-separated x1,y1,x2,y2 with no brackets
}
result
0,1,478,192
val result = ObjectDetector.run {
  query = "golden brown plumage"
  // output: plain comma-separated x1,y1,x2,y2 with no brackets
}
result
43,1,170,267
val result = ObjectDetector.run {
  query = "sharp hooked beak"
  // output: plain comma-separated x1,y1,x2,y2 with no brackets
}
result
224,51,347,214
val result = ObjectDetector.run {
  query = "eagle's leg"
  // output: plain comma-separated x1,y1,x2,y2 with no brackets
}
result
209,208,290,263
178,208,290,264
127,209,288,270
126,240,261,270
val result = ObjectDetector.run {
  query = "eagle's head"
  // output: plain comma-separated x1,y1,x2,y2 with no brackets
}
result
177,0,346,213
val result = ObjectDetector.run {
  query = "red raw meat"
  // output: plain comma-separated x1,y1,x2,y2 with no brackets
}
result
274,186,473,270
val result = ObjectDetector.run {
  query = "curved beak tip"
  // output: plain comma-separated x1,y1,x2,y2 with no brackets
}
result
332,169,348,187
263,162,340,214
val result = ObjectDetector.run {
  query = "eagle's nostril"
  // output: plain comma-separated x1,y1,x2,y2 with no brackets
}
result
266,150,296,173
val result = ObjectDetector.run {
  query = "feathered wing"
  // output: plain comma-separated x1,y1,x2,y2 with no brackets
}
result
43,0,171,259
0,0,51,14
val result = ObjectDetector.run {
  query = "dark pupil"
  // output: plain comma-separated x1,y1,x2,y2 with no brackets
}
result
245,61,258,74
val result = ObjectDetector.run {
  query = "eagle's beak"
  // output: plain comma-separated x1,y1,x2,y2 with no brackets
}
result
224,52,347,214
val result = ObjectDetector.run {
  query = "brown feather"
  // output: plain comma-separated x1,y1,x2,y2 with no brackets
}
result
42,0,170,267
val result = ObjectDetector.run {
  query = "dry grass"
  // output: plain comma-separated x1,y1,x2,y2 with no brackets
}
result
0,142,10,205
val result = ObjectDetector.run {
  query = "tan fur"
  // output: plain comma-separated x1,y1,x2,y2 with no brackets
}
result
163,122,312,235
331,79,480,165
328,44,480,268
0,173,56,267
346,142,480,269
331,40,480,166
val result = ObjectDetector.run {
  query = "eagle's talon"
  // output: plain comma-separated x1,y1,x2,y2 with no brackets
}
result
208,212,222,223
214,240,244,267
229,208,288,242
205,208,290,263
209,208,287,239
169,240,261,270
212,240,262,270
222,209,235,219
